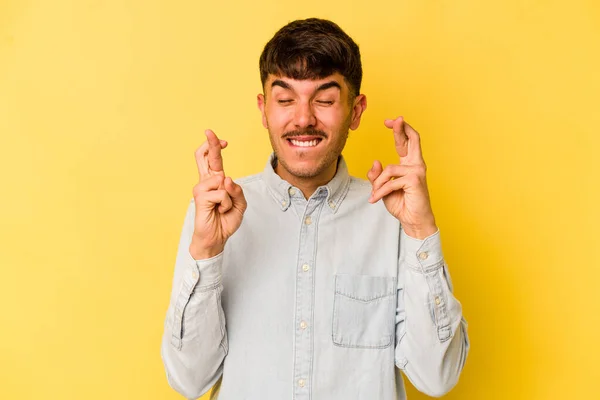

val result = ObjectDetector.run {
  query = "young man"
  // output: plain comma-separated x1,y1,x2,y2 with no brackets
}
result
161,18,469,400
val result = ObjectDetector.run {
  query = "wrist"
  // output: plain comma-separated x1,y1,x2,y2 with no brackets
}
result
402,223,438,240
189,239,224,260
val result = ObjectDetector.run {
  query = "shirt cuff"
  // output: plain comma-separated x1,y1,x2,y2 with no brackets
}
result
187,250,224,290
400,227,444,273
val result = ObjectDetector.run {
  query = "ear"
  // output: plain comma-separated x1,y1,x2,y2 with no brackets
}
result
257,93,268,128
349,94,367,130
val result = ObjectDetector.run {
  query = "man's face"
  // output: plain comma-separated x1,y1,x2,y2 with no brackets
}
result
257,73,366,182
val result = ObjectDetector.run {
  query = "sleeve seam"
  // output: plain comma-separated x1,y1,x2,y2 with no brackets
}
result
196,280,222,293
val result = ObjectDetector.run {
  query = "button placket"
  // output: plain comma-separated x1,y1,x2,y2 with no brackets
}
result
293,197,324,399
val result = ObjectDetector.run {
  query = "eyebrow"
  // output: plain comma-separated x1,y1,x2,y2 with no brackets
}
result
271,79,342,93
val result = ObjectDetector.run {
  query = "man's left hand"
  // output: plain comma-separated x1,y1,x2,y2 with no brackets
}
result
367,116,438,240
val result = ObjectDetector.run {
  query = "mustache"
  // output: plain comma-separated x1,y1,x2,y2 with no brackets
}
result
282,128,328,139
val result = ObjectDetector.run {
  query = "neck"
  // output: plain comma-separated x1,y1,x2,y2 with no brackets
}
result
275,159,338,199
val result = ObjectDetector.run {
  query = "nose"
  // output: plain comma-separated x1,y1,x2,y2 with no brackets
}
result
293,101,317,129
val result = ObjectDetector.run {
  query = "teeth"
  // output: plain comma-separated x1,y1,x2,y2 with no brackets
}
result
290,139,319,147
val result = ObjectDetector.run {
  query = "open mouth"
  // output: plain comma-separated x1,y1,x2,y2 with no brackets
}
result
286,138,323,148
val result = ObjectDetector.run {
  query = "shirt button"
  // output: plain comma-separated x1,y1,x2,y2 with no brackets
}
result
302,264,310,272
435,296,441,305
300,321,308,330
298,379,306,387
304,216,312,225
418,251,429,260
192,271,198,280
328,200,335,209
289,188,296,196
281,200,287,207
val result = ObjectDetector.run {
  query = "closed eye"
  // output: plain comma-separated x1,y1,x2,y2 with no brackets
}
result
277,99,293,104
316,101,334,105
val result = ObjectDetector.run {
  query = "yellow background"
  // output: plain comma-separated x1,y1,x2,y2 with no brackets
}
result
1,0,599,399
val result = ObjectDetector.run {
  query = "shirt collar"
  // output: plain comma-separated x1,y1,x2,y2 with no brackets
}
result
262,153,351,213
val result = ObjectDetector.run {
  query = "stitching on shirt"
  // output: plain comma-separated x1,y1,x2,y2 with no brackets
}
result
334,275,397,301
171,279,190,342
405,259,444,274
425,261,445,273
332,282,339,348
328,175,352,212
266,180,288,209
215,290,229,355
332,335,394,349
178,291,193,341
438,325,452,342
196,279,222,293
425,267,451,340
332,275,396,349
334,291,396,303
308,201,325,400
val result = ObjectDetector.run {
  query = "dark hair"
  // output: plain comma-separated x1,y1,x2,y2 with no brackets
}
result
259,18,362,97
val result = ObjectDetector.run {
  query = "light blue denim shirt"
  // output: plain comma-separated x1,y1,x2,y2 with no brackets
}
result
161,155,469,400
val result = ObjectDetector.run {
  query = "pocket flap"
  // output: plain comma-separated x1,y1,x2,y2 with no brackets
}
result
335,274,396,302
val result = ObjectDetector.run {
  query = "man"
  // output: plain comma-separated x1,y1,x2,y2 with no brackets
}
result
161,18,469,400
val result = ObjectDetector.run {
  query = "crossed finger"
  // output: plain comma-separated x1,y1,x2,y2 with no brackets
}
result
195,129,228,180
384,116,424,164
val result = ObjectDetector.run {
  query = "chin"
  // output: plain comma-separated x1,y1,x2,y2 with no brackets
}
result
279,157,331,179
288,167,323,179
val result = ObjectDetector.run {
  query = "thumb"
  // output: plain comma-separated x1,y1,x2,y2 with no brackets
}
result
367,160,383,185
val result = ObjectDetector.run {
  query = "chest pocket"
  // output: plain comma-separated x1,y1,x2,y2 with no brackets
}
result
332,274,397,349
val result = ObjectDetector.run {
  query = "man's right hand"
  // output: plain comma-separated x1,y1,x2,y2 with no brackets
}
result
189,129,247,260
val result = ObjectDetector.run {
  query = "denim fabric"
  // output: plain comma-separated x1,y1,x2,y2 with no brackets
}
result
161,155,469,400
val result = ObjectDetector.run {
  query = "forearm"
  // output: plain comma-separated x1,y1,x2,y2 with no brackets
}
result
161,201,228,399
395,229,470,397
161,251,228,399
